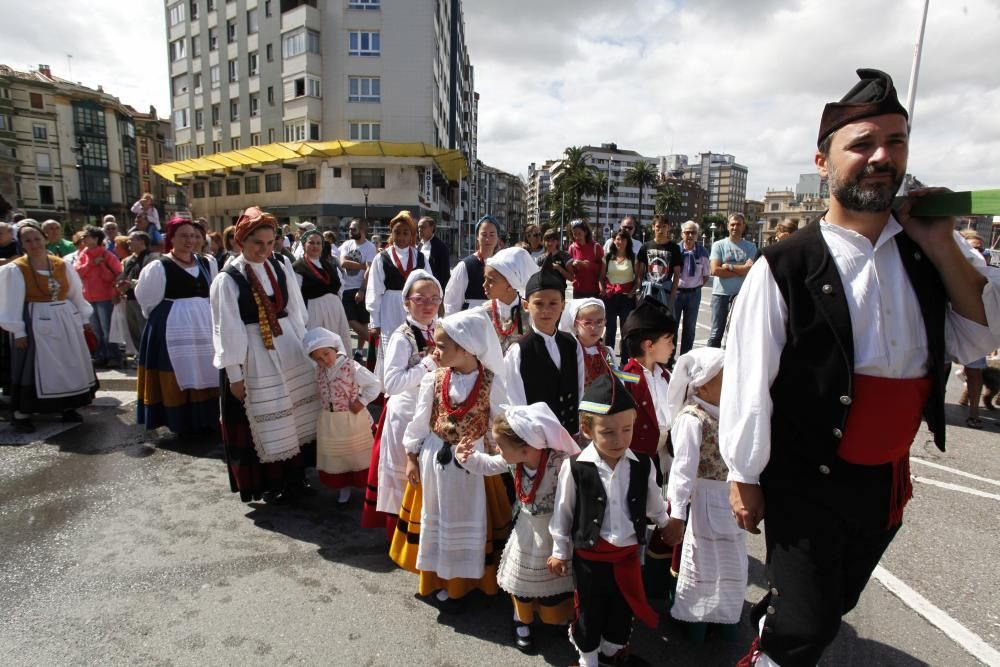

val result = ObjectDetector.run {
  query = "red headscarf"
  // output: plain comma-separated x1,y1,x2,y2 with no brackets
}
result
233,206,278,246
163,216,199,253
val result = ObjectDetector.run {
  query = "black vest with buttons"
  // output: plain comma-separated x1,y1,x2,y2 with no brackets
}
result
569,454,652,549
761,220,947,483
222,257,290,324
518,330,580,434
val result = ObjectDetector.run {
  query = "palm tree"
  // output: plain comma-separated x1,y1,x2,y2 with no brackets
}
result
588,170,617,235
548,146,596,239
654,185,683,236
623,159,659,240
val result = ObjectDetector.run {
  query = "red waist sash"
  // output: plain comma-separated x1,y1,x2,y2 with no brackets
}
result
575,538,659,629
837,373,932,527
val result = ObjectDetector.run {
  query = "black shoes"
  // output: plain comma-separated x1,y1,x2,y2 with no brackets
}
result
11,417,35,433
513,621,534,653
61,410,84,423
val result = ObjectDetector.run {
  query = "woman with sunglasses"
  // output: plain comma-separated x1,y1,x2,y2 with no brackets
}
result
523,224,545,262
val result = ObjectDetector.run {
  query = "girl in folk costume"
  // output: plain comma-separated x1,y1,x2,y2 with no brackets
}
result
663,348,746,640
0,222,97,433
559,298,616,390
365,210,425,385
482,246,538,354
134,218,220,435
302,328,380,504
456,403,580,653
390,309,512,608
360,269,441,537
443,215,501,315
293,228,353,356
211,207,321,503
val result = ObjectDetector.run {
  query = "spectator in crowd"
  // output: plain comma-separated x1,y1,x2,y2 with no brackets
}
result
42,219,75,257
371,234,383,252
636,214,683,310
0,221,19,265
117,231,154,355
599,228,637,362
523,224,545,261
536,228,573,295
129,213,163,249
567,219,604,299
75,226,123,368
417,216,451,291
707,213,757,348
207,231,226,268
131,193,160,232
772,220,799,244
63,231,85,267
675,220,711,355
112,235,130,261
339,218,378,360
102,216,119,252
603,215,643,257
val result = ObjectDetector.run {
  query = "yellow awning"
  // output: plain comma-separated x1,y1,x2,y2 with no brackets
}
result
152,140,470,184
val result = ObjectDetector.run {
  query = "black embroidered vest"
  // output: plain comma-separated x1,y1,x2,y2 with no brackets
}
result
222,257,290,324
293,257,342,304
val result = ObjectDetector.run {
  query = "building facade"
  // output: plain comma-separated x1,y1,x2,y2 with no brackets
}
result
761,188,828,244
164,0,477,241
680,152,748,218
526,160,553,230
475,161,526,243
131,106,185,222
659,175,706,229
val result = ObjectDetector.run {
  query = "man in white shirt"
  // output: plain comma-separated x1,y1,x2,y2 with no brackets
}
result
338,219,377,358
722,68,1000,667
602,216,643,257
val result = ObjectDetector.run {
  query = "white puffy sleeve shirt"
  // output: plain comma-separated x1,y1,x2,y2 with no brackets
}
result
503,330,586,408
443,259,469,316
0,261,92,336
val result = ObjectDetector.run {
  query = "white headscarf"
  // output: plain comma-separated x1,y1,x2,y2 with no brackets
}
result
664,348,725,429
501,402,580,455
439,309,505,377
559,297,606,335
485,247,540,296
302,327,347,356
402,268,443,300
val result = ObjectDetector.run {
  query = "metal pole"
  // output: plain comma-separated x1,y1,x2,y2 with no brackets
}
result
606,158,612,233
560,191,565,247
904,0,930,126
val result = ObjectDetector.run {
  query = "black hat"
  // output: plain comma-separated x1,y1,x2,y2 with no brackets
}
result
817,68,909,146
621,298,676,340
525,270,565,297
580,373,637,415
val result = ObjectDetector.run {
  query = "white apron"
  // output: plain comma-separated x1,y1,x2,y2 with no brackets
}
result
317,410,372,474
109,301,137,356
498,511,575,598
30,301,93,399
376,390,419,514
164,297,217,390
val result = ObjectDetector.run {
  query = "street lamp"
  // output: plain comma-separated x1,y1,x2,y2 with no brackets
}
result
71,137,89,224
362,184,370,221
708,223,717,243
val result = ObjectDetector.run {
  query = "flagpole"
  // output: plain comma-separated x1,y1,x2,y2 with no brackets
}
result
904,0,930,127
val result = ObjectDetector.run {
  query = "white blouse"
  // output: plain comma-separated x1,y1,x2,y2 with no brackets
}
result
382,318,438,397
0,260,92,337
134,256,218,318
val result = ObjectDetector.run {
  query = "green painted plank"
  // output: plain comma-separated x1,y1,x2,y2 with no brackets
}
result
893,190,1000,216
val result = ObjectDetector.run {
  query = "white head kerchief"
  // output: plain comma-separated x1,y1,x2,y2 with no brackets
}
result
485,247,540,296
302,327,347,356
402,268,443,299
501,402,581,455
665,347,725,429
440,309,505,377
558,297,606,335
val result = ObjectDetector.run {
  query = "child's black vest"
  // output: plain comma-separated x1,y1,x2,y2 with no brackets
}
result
569,453,651,549
518,330,580,433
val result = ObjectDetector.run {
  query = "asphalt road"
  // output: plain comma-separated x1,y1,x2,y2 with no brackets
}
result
1,285,998,666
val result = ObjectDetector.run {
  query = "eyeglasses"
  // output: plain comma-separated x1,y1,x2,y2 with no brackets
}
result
407,295,442,306
682,230,697,235
576,318,606,329
622,227,635,232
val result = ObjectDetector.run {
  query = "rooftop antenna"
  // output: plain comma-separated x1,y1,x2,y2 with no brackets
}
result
66,54,73,80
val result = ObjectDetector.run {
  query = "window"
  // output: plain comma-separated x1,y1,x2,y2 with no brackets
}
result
226,178,240,195
208,27,218,50
282,29,320,58
191,35,201,57
267,86,275,105
297,169,317,189
293,76,320,98
250,132,260,146
266,43,273,62
170,38,186,62
227,19,237,43
209,180,221,197
230,137,240,150
174,108,190,128
228,59,239,83
348,76,380,102
248,52,259,77
211,103,220,126
171,74,188,96
193,72,202,93
194,109,204,129
351,167,385,189
196,144,205,157
267,128,275,143
348,0,380,7
332,167,342,178
189,0,199,19
212,140,221,153
284,123,306,142
0,114,9,131
230,100,239,121
33,125,47,140
349,121,380,141
309,122,320,141
206,0,215,9
770,202,780,211
168,3,185,25
241,175,259,194
249,93,260,117
265,173,281,192
35,152,51,174
247,8,258,34
348,31,380,56
39,185,55,206
264,0,272,16
193,181,205,198
210,64,220,88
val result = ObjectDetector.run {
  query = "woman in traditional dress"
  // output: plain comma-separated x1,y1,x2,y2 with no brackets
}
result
443,215,501,315
134,218,220,435
211,206,321,503
482,247,538,355
0,221,97,433
293,228,353,352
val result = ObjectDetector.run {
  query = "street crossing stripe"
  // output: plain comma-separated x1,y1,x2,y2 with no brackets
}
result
872,565,1000,667
911,457,1000,488
912,476,1000,501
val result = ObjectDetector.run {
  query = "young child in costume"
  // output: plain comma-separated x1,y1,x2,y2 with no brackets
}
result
504,271,584,435
559,297,616,390
482,246,538,354
302,328,380,504
360,269,441,538
390,309,512,609
549,374,672,667
663,348,746,640
456,402,580,652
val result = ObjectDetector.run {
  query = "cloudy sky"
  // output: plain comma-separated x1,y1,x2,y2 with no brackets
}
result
4,0,998,198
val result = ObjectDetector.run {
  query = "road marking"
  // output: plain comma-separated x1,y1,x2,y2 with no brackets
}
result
913,476,1000,501
911,458,1000,488
873,565,1000,667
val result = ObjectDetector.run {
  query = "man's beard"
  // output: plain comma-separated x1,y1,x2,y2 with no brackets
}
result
350,230,360,239
830,163,903,212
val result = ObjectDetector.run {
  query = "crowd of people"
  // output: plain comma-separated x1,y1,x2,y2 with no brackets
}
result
1,68,999,667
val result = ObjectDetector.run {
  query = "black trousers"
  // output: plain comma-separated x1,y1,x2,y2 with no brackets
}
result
757,458,901,667
571,554,633,653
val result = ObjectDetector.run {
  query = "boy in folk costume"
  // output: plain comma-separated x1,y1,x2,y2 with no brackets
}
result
504,271,584,435
662,348,747,641
549,374,671,667
559,298,616,390
390,309,512,609
360,269,441,539
482,246,538,354
302,328,380,504
457,403,581,653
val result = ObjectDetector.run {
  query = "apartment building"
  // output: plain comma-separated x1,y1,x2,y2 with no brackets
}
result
525,160,553,229
678,152,748,218
475,160,526,243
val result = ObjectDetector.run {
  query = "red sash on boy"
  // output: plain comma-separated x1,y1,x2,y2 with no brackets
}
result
575,538,659,629
836,373,932,528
